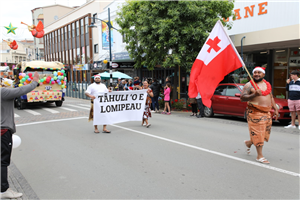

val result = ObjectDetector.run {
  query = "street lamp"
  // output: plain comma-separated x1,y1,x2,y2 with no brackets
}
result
88,8,118,88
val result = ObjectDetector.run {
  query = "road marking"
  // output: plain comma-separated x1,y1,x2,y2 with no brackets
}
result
65,104,90,110
42,108,60,114
112,124,300,178
15,117,300,178
14,114,20,118
78,104,90,107
16,117,88,127
23,109,41,115
59,107,77,112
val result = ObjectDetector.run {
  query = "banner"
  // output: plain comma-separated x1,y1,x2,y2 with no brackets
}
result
94,90,147,125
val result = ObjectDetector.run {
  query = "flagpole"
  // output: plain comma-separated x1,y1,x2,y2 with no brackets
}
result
217,20,258,90
242,65,259,90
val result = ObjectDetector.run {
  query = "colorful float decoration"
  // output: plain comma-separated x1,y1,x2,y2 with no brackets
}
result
17,70,67,102
21,21,44,38
3,39,18,50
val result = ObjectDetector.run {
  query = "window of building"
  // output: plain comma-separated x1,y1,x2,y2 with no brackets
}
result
80,19,84,34
58,30,60,43
61,28,64,42
85,17,89,33
65,27,68,41
76,21,79,36
72,23,75,38
68,25,71,38
94,44,98,53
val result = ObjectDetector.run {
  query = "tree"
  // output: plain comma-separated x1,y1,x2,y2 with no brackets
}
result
116,0,235,71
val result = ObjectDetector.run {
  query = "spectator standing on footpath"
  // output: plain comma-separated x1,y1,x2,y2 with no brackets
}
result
118,79,125,91
284,70,300,129
134,76,141,87
162,83,171,115
188,95,198,116
85,75,111,133
1,72,39,199
150,78,161,113
196,92,204,118
240,67,279,164
164,77,172,112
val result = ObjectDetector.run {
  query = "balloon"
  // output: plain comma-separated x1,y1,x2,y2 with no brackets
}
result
19,73,22,76
40,82,43,85
27,78,31,81
25,75,29,79
18,84,22,87
61,70,65,73
53,72,57,76
22,73,26,77
22,78,25,82
51,78,54,82
24,82,27,85
61,84,65,88
43,81,46,84
28,73,32,77
54,76,57,80
12,135,21,149
58,82,61,85
57,72,61,75
18,75,22,79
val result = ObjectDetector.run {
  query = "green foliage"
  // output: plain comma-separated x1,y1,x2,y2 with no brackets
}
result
116,0,234,71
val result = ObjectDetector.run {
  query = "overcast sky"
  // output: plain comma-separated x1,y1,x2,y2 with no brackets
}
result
0,0,87,41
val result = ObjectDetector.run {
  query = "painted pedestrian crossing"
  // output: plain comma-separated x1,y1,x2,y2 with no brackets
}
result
14,104,90,117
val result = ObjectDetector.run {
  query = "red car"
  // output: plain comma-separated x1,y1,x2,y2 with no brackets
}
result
203,83,291,124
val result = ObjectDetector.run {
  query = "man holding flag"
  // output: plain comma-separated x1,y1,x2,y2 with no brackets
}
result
188,20,278,164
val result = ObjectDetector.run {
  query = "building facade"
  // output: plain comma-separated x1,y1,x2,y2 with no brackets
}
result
225,0,300,99
31,4,77,61
44,0,112,82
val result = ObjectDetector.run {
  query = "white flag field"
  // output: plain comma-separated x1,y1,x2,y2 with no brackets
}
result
93,90,147,125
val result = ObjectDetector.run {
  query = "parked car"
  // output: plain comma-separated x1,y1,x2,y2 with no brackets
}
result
204,83,291,124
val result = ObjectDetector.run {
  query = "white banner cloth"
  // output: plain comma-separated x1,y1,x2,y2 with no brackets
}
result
93,90,147,125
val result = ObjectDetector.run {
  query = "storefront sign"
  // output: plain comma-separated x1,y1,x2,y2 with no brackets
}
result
112,52,131,60
111,63,119,68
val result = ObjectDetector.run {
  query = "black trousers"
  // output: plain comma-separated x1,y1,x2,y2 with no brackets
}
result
191,103,198,113
152,96,159,111
196,98,204,117
1,130,12,192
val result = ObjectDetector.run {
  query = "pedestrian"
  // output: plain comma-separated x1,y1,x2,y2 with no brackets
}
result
162,83,171,115
85,75,111,133
118,79,125,91
150,78,161,113
164,77,172,112
188,95,198,116
196,92,204,118
284,70,300,129
127,79,134,90
133,76,141,87
141,80,153,127
1,72,40,199
240,67,279,164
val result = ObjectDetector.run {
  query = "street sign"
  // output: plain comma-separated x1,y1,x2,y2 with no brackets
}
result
111,63,119,68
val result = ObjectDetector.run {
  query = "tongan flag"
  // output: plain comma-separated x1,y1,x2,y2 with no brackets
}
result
188,20,245,108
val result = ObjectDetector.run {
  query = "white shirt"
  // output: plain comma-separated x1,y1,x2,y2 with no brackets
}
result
196,92,201,99
85,83,108,96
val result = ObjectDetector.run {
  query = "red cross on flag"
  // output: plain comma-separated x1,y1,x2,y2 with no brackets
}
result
188,20,245,108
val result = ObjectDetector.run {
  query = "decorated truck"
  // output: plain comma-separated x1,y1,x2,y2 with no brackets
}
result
13,61,67,110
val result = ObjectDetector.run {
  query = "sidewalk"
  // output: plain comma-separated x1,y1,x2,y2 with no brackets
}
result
5,162,39,200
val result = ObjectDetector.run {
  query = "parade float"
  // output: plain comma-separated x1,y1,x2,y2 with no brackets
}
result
14,61,67,109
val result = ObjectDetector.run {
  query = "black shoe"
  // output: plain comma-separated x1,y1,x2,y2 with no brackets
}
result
197,115,202,118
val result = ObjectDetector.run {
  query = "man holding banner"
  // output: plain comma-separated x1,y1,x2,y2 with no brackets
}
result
85,75,111,133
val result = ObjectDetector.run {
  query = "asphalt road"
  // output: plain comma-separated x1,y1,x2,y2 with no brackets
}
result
11,97,300,199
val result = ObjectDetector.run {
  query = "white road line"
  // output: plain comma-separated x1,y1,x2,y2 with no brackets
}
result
23,109,41,115
16,117,88,127
15,117,300,178
42,108,60,114
112,124,300,178
65,104,90,110
14,114,20,118
59,107,77,112
78,104,90,107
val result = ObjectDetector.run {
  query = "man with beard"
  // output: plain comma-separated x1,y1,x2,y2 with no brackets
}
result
240,67,279,164
85,75,111,133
